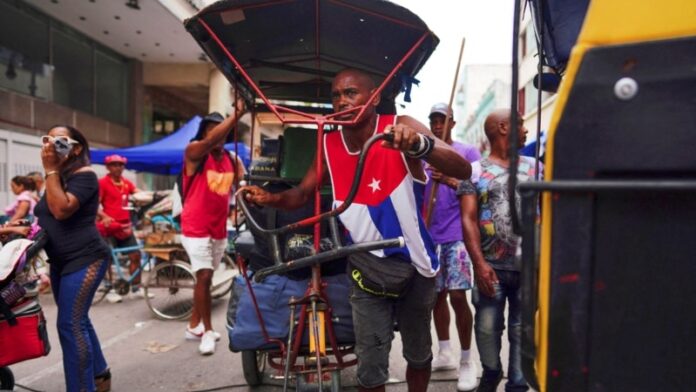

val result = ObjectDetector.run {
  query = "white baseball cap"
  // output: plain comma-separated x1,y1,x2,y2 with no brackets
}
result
429,102,453,118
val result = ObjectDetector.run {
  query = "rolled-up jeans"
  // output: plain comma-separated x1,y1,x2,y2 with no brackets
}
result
472,269,528,392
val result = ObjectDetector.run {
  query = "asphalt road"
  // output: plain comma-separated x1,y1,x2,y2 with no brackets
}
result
8,283,514,392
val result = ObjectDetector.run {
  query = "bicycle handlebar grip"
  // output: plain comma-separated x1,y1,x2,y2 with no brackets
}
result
235,189,262,232
380,132,422,154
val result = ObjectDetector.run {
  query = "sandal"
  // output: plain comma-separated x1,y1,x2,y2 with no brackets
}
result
95,369,111,392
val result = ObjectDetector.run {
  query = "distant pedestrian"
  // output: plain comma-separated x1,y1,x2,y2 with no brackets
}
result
96,154,148,303
27,171,46,199
34,125,112,392
458,108,537,392
424,103,481,392
4,175,37,223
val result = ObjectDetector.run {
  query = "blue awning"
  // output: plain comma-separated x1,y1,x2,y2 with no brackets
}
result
90,116,250,175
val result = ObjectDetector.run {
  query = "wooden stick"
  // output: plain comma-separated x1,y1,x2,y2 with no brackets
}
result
425,37,466,227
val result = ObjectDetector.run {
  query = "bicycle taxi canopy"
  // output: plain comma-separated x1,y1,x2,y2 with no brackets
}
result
184,0,439,120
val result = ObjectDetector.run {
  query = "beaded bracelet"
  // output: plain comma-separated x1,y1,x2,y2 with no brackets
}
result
405,133,435,159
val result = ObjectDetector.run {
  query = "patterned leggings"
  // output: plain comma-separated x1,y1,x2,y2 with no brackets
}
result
50,260,109,392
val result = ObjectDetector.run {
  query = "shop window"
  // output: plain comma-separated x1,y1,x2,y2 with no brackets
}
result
96,50,129,125
0,1,131,125
0,1,52,99
52,27,94,114
0,2,49,64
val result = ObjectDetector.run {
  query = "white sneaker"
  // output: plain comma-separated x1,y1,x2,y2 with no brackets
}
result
198,330,217,355
105,291,123,304
128,289,154,300
457,361,478,391
185,323,221,341
431,349,457,371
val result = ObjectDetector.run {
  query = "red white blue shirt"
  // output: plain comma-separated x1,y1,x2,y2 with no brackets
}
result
324,115,439,277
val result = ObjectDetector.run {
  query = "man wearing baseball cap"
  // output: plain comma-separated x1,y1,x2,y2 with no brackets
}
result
425,103,482,391
181,103,246,355
97,154,148,303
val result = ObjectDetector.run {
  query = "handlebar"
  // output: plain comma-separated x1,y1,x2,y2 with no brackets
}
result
237,131,423,236
236,131,417,280
381,131,423,154
253,237,405,282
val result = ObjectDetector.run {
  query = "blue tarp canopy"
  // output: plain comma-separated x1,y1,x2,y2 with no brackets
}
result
90,116,251,175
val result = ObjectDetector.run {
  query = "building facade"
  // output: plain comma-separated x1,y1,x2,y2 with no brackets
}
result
0,0,247,207
460,78,511,154
454,13,559,157
453,64,510,143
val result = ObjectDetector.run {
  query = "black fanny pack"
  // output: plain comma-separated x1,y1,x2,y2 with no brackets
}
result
348,252,416,298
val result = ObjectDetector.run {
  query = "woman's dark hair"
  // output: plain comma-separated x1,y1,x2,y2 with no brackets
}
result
49,125,91,176
11,175,36,191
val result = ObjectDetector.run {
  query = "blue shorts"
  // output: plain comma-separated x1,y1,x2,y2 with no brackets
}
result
435,240,473,292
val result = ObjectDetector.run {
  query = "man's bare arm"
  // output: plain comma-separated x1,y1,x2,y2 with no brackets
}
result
460,193,498,297
394,115,472,180
240,157,326,210
185,101,246,175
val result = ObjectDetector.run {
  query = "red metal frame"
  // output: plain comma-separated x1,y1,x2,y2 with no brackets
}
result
196,19,429,127
203,0,434,381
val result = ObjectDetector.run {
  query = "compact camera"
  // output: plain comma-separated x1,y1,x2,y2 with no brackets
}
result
53,137,73,157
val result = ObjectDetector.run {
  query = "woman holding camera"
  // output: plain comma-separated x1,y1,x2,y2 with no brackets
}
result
34,125,112,392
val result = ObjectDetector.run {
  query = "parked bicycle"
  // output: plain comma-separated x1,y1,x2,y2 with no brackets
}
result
93,191,237,320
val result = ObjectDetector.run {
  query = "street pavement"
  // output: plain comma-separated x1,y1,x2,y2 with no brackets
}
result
9,284,515,392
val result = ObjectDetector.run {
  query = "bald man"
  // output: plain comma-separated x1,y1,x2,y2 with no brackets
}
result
242,69,472,392
457,108,537,392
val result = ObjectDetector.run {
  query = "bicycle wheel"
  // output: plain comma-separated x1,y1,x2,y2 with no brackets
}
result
144,260,195,320
241,350,266,386
0,367,14,391
93,262,115,305
211,253,237,299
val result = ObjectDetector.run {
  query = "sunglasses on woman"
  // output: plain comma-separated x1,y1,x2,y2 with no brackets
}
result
41,135,80,146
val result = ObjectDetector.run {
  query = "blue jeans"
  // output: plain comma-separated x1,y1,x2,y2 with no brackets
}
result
472,269,528,391
51,259,109,392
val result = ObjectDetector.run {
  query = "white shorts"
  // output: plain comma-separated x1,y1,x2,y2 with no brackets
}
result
181,236,227,272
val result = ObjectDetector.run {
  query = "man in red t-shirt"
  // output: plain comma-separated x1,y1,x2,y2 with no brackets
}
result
181,106,245,356
97,154,146,303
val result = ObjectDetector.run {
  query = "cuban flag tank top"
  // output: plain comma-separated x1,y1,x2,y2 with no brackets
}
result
324,114,439,277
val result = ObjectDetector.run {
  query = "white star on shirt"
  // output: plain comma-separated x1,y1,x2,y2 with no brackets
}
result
368,178,381,193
